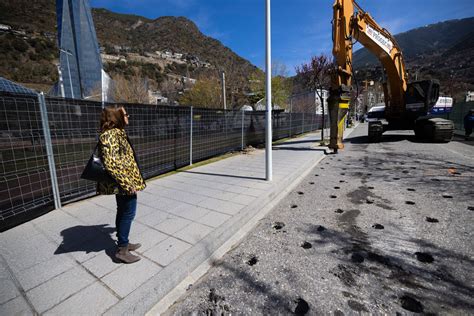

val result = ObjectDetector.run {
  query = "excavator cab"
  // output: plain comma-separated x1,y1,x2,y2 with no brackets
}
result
405,79,440,115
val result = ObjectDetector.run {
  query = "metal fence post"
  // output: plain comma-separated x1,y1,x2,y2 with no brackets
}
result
289,112,292,137
190,106,193,165
241,110,245,150
38,92,62,209
302,112,305,134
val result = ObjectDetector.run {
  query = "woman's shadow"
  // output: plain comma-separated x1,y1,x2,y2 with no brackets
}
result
54,224,120,263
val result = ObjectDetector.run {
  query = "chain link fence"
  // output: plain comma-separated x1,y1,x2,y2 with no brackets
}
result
1,91,327,231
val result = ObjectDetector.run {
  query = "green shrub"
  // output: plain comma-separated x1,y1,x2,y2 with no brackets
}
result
11,38,29,53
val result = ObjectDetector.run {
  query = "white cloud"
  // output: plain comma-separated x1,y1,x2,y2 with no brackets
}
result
378,17,408,34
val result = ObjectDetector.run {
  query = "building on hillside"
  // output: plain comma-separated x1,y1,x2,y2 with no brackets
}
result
255,99,282,111
240,105,254,111
289,90,328,114
0,24,12,32
148,90,169,105
466,91,474,102
55,0,108,100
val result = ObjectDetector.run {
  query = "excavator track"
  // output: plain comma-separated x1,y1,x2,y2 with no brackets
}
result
414,117,454,142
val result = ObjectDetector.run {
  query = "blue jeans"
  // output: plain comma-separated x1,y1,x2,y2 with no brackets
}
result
115,194,137,247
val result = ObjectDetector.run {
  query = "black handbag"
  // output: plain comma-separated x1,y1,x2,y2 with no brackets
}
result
81,143,116,183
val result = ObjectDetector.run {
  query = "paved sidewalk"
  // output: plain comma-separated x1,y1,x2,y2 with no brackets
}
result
0,127,355,315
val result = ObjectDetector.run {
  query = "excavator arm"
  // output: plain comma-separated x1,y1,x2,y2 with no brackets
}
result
328,0,409,150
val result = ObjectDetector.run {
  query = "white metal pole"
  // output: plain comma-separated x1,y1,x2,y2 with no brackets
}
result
221,71,227,110
241,110,245,150
101,69,105,108
190,106,193,165
265,0,272,181
38,92,62,209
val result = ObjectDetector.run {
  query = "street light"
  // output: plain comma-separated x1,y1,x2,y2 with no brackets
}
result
59,48,74,99
265,0,272,181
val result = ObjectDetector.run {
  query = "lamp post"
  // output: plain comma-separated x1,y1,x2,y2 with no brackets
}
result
265,0,272,181
59,48,74,99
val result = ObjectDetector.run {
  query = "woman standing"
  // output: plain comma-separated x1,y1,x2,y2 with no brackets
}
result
98,106,146,264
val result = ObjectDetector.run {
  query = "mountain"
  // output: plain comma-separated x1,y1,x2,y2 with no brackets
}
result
353,17,474,99
0,1,259,105
92,9,259,104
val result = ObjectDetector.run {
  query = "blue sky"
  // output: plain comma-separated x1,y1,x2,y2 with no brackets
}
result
90,0,474,75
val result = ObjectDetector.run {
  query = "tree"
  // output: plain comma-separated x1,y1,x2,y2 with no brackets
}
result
160,78,181,104
295,54,332,139
248,61,292,110
178,77,221,108
111,74,149,104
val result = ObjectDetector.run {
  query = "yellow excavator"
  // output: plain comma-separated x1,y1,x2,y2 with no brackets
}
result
328,0,454,152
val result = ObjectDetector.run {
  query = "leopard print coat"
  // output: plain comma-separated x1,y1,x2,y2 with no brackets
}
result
97,128,146,195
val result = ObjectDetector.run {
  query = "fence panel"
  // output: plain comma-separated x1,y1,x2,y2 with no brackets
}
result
0,92,54,230
45,97,103,205
127,104,191,178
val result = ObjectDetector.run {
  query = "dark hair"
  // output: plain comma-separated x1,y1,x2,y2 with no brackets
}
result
100,106,126,132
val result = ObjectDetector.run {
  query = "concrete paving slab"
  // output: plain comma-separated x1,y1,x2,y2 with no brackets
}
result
126,221,149,237
0,278,19,305
199,198,245,215
136,209,174,227
139,194,183,212
0,295,32,315
171,204,210,222
134,203,161,219
101,258,162,298
216,191,240,201
221,185,249,195
26,266,95,313
32,211,85,244
143,237,192,266
155,217,192,235
169,192,208,205
82,249,121,279
229,193,256,205
131,228,168,252
90,194,118,211
1,232,59,273
0,222,41,245
44,282,119,315
16,254,76,291
65,207,116,228
242,187,267,197
196,211,232,228
173,222,214,245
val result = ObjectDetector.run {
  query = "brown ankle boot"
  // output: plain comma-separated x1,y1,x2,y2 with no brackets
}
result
116,246,141,264
128,243,141,251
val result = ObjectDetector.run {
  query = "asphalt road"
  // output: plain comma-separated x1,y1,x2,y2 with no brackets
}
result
165,123,474,315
